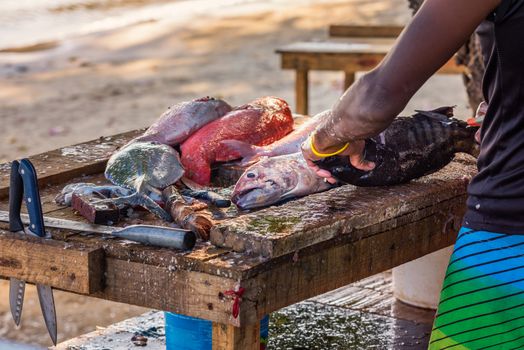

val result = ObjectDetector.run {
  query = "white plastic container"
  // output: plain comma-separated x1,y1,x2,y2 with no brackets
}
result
392,246,453,309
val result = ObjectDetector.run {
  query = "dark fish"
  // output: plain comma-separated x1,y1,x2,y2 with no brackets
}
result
314,107,479,187
179,189,231,208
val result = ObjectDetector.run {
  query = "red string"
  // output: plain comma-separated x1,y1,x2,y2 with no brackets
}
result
224,287,245,318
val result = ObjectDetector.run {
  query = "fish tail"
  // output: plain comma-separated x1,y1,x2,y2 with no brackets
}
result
220,140,262,165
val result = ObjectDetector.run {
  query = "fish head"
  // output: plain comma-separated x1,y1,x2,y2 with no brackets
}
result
232,159,298,210
194,96,232,116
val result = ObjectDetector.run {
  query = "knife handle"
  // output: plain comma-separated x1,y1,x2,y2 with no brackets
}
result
8,161,24,232
19,159,46,237
113,225,196,250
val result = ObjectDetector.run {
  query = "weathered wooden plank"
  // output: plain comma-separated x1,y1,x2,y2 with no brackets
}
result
242,200,458,320
0,232,104,294
277,42,465,74
212,322,260,350
329,24,404,38
0,129,143,200
91,258,258,326
210,156,475,257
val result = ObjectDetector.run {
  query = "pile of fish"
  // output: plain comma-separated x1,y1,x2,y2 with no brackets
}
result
56,96,479,240
56,96,295,236
181,97,294,185
231,107,479,209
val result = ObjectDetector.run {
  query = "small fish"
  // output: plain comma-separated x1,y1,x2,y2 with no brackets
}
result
104,141,185,220
221,110,329,165
179,189,231,208
314,107,479,187
180,96,294,185
232,153,333,210
130,97,232,146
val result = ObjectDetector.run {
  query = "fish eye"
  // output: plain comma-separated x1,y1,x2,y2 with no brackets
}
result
246,172,256,178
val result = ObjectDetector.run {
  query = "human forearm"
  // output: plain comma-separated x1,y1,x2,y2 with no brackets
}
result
312,0,501,152
315,69,407,148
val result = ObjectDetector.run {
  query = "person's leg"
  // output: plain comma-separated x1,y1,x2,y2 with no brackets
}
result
429,228,524,349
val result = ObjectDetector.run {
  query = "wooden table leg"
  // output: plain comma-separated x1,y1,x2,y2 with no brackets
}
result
212,322,260,350
296,68,309,115
344,71,355,90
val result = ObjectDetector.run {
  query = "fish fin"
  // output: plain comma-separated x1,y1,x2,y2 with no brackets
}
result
220,140,262,166
415,106,455,119
133,174,148,194
281,186,304,200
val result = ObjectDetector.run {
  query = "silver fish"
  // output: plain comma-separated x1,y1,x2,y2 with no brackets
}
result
231,153,333,210
131,97,232,146
221,110,329,165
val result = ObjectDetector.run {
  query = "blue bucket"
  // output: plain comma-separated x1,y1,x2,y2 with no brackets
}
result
165,313,270,350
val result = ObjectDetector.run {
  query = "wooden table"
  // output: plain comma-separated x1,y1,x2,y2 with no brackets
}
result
276,39,466,115
0,130,475,349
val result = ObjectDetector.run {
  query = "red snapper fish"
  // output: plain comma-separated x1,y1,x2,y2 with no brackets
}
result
180,96,294,185
131,97,232,146
221,110,330,165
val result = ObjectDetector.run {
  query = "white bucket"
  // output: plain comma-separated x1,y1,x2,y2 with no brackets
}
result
392,246,453,309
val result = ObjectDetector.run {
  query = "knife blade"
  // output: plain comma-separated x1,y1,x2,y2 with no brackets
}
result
0,211,196,250
8,161,26,327
37,285,57,345
9,278,25,326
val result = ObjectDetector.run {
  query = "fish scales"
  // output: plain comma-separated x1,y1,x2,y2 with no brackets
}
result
315,107,479,187
180,96,294,185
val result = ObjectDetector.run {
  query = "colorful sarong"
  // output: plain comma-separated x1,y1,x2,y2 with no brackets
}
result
429,228,524,349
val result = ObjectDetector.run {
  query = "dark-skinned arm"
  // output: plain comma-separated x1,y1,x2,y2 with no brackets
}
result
302,0,501,183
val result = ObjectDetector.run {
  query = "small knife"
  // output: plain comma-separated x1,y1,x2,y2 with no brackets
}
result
0,211,196,250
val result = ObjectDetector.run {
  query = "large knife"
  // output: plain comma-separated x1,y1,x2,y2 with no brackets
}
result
0,211,196,250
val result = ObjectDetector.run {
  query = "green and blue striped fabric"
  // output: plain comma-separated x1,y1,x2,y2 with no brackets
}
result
430,228,524,349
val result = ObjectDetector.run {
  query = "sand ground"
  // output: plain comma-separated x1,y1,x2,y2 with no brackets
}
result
0,0,469,346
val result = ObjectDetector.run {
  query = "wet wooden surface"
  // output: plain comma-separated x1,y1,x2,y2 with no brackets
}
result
211,155,475,257
0,129,473,329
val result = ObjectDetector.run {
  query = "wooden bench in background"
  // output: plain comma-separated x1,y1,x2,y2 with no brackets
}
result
276,24,466,115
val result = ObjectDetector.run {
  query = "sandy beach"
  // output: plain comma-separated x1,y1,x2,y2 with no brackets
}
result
0,0,469,346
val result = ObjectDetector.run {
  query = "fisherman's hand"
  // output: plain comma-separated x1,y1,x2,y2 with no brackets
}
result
301,133,375,184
